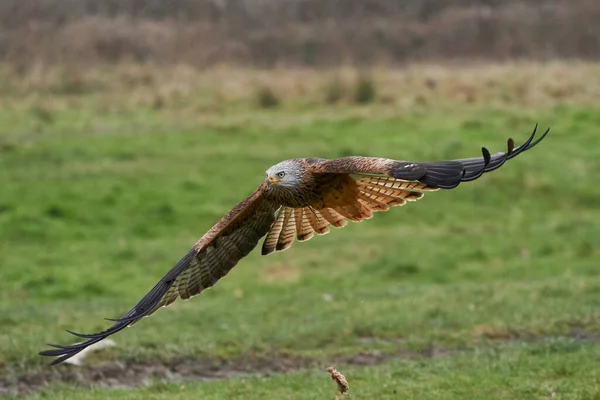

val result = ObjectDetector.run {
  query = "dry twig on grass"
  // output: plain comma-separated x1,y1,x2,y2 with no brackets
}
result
326,366,349,398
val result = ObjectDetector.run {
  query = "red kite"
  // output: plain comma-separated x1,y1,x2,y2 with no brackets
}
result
40,125,548,365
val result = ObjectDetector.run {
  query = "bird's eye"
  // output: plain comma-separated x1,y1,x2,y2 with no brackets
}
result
276,171,286,179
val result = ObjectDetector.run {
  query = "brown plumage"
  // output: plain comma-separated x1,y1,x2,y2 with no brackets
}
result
40,125,548,365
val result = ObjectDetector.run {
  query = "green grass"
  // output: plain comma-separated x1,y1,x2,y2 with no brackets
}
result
1,74,599,398
18,339,600,399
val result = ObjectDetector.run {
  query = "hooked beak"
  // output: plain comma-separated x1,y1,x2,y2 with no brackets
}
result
267,175,280,186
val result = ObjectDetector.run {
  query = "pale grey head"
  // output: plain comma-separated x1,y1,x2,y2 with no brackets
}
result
265,159,305,191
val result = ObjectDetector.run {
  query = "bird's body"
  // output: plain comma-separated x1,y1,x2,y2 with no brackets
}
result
40,126,549,365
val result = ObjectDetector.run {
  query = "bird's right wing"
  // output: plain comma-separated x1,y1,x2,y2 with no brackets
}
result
40,183,280,365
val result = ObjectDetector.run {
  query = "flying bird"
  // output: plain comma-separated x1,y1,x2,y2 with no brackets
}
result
40,125,548,365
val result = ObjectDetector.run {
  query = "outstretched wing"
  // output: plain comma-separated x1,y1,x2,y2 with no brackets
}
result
261,125,548,255
313,124,549,189
40,184,280,365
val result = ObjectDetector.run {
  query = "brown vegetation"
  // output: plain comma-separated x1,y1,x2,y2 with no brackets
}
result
1,0,599,67
2,62,598,117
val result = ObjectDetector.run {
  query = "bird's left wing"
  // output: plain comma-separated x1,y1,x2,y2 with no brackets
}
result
40,184,280,365
311,125,548,189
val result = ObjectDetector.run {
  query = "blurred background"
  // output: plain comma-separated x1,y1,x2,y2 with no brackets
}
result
2,0,600,66
1,1,600,399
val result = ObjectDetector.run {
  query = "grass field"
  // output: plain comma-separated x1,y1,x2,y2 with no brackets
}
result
1,62,599,399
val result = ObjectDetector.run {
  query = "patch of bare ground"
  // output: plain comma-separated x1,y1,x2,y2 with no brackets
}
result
0,346,442,397
2,331,596,397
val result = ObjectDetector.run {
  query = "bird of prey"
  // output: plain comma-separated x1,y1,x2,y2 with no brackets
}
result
40,125,548,365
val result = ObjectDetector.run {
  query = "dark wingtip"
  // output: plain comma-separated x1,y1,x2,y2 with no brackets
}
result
530,122,539,138
38,247,223,366
39,348,56,356
461,147,491,183
44,343,74,350
105,315,138,325
66,329,98,339
482,147,491,165
506,124,540,160
507,138,515,154
529,126,550,148
434,123,548,188
49,354,72,366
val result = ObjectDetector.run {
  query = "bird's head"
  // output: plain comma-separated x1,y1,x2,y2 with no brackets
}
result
265,160,304,191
